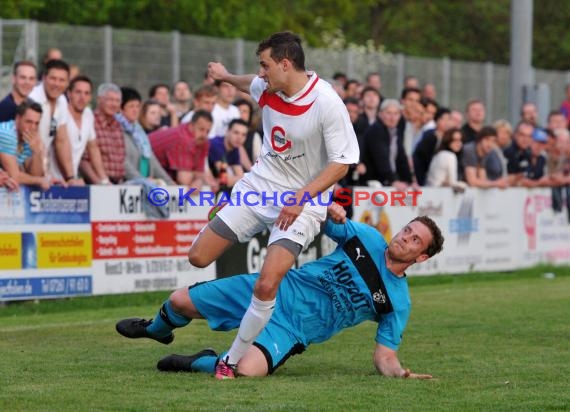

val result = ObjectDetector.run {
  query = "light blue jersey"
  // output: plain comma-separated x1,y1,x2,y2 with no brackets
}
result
190,219,411,372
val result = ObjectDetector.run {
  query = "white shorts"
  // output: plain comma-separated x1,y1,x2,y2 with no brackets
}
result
216,174,326,251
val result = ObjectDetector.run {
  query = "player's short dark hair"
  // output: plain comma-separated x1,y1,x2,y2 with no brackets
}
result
120,87,142,108
16,99,43,117
191,109,213,124
256,31,305,71
13,60,37,75
227,118,249,131
148,83,169,98
45,59,70,75
68,75,92,92
476,126,497,142
410,216,444,257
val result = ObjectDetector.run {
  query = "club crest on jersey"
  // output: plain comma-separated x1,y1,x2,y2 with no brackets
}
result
271,126,292,153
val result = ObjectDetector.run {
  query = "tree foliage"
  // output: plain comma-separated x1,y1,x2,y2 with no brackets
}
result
0,0,567,69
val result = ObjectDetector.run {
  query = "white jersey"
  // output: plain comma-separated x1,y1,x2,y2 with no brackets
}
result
28,84,68,149
49,107,96,180
208,103,240,138
249,72,359,190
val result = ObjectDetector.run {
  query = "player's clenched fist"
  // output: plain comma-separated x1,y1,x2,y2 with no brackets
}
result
207,62,228,82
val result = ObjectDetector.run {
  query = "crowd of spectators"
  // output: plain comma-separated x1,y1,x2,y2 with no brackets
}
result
0,49,569,219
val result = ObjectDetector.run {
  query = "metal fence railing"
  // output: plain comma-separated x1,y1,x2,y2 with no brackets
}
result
2,19,570,123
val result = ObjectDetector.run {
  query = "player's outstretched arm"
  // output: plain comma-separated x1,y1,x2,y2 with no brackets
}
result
373,343,433,380
207,62,256,95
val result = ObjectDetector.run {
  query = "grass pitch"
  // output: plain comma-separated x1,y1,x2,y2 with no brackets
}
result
1,266,569,411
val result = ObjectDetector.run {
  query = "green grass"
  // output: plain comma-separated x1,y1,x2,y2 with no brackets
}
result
1,266,569,411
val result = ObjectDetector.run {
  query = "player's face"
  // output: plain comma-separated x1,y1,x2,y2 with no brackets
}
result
258,48,286,93
226,124,248,149
13,65,37,98
67,80,92,113
191,117,212,144
16,108,41,136
388,221,432,264
44,68,69,101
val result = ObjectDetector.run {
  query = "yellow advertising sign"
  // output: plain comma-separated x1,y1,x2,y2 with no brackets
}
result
0,233,22,269
37,232,92,268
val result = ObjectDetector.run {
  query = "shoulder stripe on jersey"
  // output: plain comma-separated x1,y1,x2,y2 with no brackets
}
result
294,74,319,102
258,92,314,116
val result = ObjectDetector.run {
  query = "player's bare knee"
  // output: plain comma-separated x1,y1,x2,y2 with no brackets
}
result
253,278,278,301
169,288,189,313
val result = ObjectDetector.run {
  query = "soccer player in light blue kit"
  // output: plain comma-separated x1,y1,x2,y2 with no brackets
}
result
116,204,443,379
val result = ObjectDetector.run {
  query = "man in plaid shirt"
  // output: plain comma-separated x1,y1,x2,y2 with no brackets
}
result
149,110,212,189
80,83,124,184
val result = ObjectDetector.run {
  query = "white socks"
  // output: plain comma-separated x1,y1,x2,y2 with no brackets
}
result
225,295,276,365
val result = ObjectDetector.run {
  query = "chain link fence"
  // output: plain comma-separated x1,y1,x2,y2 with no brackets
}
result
2,19,569,123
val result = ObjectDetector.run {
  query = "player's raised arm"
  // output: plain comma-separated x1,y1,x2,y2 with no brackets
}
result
373,343,433,379
207,62,256,95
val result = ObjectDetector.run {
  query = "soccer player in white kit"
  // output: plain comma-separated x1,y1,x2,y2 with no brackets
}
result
187,32,359,379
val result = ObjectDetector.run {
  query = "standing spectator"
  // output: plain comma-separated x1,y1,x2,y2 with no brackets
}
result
38,47,63,80
0,100,52,190
28,59,80,185
233,98,262,172
462,126,508,189
418,97,438,135
331,72,347,98
180,85,217,123
547,110,567,131
426,127,466,189
404,75,420,89
209,80,240,138
344,79,360,99
518,129,549,187
461,99,486,144
413,107,452,186
172,80,192,121
449,110,464,130
149,110,212,189
80,83,124,184
365,72,382,94
493,119,513,150
0,61,38,122
139,100,162,134
422,83,437,101
149,83,178,128
353,86,381,139
503,121,534,186
61,75,108,184
361,99,413,190
559,84,570,127
399,87,422,157
208,118,248,192
116,87,174,185
520,102,539,127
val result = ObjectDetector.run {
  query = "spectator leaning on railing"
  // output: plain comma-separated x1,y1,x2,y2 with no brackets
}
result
462,126,508,189
0,60,38,123
0,100,55,190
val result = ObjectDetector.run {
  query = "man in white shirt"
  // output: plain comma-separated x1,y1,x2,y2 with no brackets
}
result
188,32,359,379
61,75,109,184
208,80,241,138
28,59,82,185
